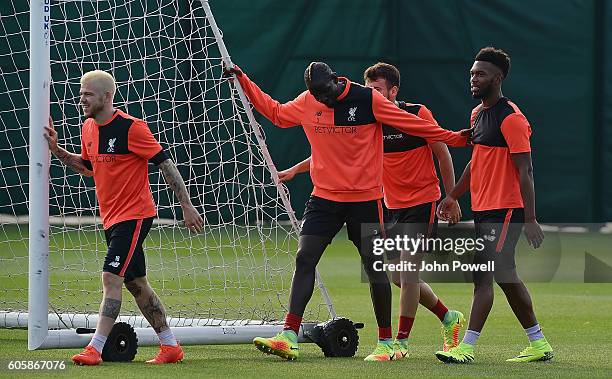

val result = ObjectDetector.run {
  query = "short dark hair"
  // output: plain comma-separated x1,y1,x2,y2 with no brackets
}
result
475,46,511,78
304,62,334,89
363,62,400,89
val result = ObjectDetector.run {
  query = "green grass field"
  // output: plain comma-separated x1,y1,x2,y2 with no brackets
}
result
1,228,612,378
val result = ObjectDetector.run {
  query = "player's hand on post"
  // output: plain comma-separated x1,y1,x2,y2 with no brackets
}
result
222,64,243,79
182,203,204,233
524,220,544,249
277,168,296,183
44,117,58,153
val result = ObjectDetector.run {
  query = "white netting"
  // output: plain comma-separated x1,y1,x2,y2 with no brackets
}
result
0,0,325,327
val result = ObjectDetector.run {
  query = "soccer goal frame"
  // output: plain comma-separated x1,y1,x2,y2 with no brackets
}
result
18,0,339,352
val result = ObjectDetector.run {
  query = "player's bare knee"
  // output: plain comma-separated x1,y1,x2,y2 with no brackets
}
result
124,279,142,296
494,269,520,285
131,275,149,287
386,257,401,287
400,269,419,285
125,276,150,298
102,271,123,293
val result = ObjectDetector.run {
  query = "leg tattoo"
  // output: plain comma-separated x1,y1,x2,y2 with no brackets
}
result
100,298,122,320
125,281,143,298
142,293,168,333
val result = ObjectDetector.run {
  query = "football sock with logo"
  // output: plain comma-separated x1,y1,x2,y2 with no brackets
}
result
396,316,415,340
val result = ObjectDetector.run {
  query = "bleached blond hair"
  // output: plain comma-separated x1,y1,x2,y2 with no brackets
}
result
80,70,116,96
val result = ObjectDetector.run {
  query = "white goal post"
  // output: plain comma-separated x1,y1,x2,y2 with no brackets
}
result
0,0,337,350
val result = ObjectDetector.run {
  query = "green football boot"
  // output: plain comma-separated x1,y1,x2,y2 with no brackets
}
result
441,310,465,352
435,342,475,364
364,340,395,361
506,338,553,362
392,338,410,360
253,330,299,361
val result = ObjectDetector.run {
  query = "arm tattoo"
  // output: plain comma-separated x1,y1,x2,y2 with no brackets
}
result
100,298,122,320
158,160,190,205
142,293,168,333
53,146,92,176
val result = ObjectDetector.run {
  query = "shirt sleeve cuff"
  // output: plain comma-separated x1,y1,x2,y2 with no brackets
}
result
149,149,169,165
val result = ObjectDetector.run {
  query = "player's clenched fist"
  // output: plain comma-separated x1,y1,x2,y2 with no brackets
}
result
437,196,461,225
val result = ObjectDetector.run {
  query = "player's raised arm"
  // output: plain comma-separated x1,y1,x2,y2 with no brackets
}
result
44,117,93,177
371,90,469,147
226,65,305,128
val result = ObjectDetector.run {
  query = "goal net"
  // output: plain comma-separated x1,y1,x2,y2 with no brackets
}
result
0,0,333,349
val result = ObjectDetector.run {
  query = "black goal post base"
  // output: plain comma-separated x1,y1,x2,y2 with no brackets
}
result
304,317,364,358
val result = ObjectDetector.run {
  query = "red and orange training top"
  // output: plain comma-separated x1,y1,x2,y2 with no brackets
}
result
81,110,167,229
382,102,441,209
469,97,532,211
236,72,466,203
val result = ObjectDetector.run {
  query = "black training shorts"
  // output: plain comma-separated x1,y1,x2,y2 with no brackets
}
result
103,217,154,282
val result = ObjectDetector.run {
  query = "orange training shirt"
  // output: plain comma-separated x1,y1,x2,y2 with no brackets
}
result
236,71,466,202
469,97,532,211
382,102,441,209
81,110,164,229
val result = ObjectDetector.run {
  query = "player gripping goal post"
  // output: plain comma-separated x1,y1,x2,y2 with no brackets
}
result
0,0,355,357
